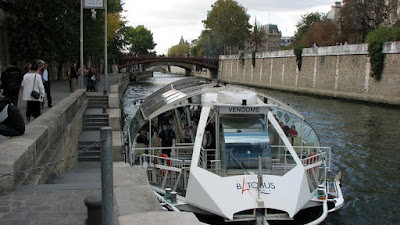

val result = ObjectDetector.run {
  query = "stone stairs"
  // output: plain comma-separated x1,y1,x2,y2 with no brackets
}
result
82,114,109,131
87,95,108,109
78,95,109,161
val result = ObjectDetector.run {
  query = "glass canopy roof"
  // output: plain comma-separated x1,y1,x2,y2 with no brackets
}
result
140,77,208,119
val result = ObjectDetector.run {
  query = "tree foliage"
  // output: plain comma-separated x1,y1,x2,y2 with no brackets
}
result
125,25,156,55
3,0,125,77
168,43,190,57
248,20,267,52
300,20,339,47
4,0,80,64
292,12,323,46
341,0,398,41
365,26,400,80
194,30,224,57
203,0,251,55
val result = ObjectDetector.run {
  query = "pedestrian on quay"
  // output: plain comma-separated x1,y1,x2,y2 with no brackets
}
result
41,63,52,107
0,95,25,136
21,59,45,121
87,67,96,92
69,62,78,92
1,61,22,106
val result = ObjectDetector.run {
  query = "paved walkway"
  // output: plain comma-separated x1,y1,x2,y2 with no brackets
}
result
0,73,121,225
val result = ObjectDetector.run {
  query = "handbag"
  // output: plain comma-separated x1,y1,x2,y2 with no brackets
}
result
31,74,40,99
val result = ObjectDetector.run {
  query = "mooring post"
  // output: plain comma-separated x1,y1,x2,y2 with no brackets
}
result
100,127,114,225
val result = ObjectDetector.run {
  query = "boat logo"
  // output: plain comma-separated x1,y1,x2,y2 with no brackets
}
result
236,178,275,195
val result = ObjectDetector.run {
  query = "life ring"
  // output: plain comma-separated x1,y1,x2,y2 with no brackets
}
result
155,154,171,175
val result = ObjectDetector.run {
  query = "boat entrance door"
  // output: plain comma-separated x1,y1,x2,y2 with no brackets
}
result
219,115,272,174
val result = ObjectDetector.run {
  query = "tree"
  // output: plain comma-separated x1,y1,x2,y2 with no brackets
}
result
4,0,125,78
292,12,323,47
203,0,251,55
125,25,156,55
248,19,267,52
341,0,398,41
168,43,190,57
193,30,224,57
300,20,339,47
4,0,80,66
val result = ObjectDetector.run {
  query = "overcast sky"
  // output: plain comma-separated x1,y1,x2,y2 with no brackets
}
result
122,0,338,55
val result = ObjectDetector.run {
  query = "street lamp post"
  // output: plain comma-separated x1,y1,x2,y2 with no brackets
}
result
104,0,108,95
79,0,84,89
80,0,108,93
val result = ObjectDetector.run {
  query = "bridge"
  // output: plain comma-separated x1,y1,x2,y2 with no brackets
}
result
118,55,219,77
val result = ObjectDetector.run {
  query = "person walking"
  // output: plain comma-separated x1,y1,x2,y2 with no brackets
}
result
87,67,96,92
1,61,22,106
21,60,45,121
158,122,176,157
41,63,52,107
69,62,78,92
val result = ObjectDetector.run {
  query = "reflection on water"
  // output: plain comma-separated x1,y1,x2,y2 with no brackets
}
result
123,72,400,225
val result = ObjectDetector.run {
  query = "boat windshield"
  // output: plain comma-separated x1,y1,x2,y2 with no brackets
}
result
220,116,272,172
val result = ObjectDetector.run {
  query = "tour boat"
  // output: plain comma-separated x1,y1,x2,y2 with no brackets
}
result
126,77,344,224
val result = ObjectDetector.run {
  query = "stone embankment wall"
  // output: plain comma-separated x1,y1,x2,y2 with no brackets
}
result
109,74,129,161
218,42,400,105
0,90,88,192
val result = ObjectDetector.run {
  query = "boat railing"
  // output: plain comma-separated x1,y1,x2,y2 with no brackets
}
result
195,146,331,178
129,145,194,166
139,153,188,192
270,145,332,169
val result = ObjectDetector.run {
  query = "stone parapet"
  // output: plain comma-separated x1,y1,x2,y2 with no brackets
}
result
0,90,87,192
383,41,400,54
302,44,369,56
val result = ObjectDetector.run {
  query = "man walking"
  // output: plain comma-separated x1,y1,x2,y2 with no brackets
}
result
1,62,22,106
41,63,52,107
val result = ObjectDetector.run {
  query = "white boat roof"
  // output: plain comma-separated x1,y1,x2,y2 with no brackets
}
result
139,77,304,120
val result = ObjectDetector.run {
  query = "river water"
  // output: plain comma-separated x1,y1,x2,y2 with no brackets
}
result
122,72,400,225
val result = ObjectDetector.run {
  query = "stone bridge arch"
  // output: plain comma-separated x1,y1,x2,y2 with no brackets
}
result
118,56,219,78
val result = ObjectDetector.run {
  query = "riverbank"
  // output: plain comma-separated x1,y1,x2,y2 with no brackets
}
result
218,42,400,106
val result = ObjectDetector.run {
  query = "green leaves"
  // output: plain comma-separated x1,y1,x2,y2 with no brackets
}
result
125,25,156,55
168,43,190,57
202,0,251,55
366,26,400,80
4,0,80,63
4,0,125,68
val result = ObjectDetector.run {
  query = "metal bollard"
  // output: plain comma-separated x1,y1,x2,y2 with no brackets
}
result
84,195,102,225
100,127,114,225
171,191,177,204
165,188,171,200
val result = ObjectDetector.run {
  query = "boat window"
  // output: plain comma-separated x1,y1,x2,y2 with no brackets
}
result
271,107,320,147
220,116,272,172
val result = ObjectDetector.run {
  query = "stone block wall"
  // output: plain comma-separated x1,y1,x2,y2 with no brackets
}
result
0,90,88,192
218,42,400,105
